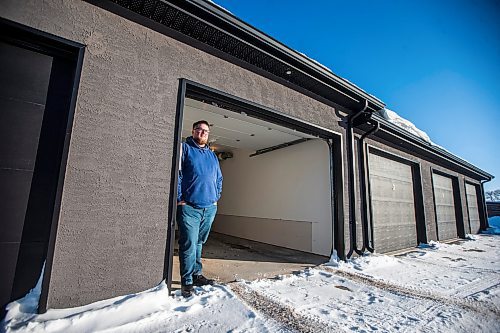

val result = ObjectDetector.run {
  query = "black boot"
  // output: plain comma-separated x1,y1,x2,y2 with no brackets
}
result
181,284,194,297
193,274,214,286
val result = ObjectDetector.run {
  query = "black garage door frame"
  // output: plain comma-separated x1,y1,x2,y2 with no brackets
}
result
464,180,488,234
163,79,346,290
365,146,427,252
430,168,465,240
0,18,84,314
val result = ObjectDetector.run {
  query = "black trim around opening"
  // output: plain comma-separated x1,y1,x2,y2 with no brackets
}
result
164,79,346,289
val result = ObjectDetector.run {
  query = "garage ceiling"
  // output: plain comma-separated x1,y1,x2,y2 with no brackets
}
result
183,98,316,151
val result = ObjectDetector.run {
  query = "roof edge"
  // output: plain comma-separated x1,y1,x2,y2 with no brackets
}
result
187,0,385,110
372,113,493,180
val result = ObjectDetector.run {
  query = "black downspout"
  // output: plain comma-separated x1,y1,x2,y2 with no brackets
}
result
327,139,338,259
346,100,381,258
358,120,379,253
346,100,368,257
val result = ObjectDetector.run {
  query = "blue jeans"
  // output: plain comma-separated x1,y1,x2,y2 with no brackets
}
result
177,204,217,285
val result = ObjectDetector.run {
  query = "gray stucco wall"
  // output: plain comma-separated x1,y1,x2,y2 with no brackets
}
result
1,0,349,308
2,0,486,309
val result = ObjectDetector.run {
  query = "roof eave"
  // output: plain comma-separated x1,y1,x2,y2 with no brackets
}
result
372,114,493,181
186,0,385,111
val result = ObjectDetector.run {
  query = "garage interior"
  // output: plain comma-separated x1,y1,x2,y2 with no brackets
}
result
171,98,334,288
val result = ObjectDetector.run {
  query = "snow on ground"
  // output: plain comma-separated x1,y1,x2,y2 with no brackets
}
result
3,221,499,333
245,234,499,332
1,283,280,333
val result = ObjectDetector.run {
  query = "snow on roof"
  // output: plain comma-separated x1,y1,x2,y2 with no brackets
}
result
379,108,432,144
295,50,376,98
296,51,334,73
206,0,233,14
379,108,484,171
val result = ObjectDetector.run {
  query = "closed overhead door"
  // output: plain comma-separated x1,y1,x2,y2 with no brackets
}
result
369,153,417,253
432,174,458,240
0,42,52,311
466,183,481,234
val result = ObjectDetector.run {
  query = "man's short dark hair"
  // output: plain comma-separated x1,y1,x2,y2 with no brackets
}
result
192,120,210,129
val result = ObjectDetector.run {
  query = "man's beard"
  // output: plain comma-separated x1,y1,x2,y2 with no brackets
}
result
194,136,208,146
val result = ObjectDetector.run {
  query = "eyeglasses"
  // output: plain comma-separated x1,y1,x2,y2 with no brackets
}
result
194,127,210,134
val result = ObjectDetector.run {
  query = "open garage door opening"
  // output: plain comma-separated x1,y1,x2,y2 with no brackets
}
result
169,85,337,288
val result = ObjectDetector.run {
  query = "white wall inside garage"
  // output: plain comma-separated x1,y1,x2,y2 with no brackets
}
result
215,139,333,256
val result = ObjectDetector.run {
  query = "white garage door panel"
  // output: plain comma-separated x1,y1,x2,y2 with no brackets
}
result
466,183,481,234
369,153,417,253
433,174,458,240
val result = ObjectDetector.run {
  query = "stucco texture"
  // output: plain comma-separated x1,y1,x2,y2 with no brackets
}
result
1,0,345,308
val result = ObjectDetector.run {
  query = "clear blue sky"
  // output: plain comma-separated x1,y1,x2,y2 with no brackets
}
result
214,0,500,191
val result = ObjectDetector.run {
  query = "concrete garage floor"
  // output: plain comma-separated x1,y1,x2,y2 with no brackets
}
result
171,232,328,290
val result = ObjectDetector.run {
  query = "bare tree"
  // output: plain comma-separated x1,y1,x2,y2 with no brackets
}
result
485,189,500,202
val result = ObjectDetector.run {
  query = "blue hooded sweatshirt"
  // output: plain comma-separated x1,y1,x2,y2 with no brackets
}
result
177,136,223,208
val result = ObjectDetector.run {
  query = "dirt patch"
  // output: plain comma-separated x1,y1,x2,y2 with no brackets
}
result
334,285,352,291
442,256,466,262
464,249,486,252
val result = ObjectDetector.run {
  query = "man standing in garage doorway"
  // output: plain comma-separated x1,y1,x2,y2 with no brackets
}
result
177,120,223,297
